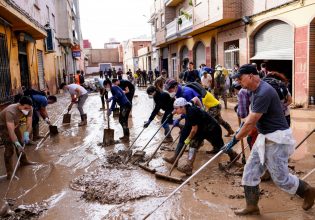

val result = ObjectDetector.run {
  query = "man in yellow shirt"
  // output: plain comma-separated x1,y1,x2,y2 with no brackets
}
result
202,91,234,139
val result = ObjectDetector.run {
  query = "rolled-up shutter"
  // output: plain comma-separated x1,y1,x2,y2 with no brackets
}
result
37,50,45,90
195,42,206,67
251,20,293,60
162,47,168,59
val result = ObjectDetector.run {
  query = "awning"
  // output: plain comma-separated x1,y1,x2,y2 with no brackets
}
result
251,48,293,60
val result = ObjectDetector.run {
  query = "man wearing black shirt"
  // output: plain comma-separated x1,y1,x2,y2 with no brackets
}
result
144,85,174,142
113,79,135,104
183,62,201,83
172,97,239,175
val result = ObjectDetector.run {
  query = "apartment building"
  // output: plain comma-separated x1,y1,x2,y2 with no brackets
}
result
150,0,315,106
0,0,85,104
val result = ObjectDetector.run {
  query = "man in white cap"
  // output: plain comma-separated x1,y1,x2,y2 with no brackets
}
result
168,97,239,176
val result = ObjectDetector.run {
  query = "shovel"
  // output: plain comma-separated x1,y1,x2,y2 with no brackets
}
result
238,117,246,165
155,143,188,183
62,109,71,124
103,101,115,146
0,144,25,217
49,125,58,135
139,126,175,173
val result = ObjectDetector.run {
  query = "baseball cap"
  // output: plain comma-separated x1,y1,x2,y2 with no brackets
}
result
232,64,258,79
164,79,178,91
215,64,223,71
174,97,188,107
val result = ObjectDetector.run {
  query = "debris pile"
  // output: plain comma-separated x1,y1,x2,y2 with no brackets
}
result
2,203,47,220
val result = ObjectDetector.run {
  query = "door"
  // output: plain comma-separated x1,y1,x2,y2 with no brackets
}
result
195,42,206,68
18,42,30,89
37,50,45,90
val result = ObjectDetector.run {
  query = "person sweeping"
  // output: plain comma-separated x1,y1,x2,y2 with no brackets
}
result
224,64,315,215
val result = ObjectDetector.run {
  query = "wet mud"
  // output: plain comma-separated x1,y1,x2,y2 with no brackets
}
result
2,202,47,220
0,82,315,219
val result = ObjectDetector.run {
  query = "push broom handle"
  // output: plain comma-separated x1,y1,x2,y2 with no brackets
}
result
145,126,175,165
167,142,188,176
143,150,224,220
295,129,314,150
139,114,172,151
128,127,145,150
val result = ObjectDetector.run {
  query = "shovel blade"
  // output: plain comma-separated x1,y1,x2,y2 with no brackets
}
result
49,125,58,135
62,114,71,124
103,128,115,146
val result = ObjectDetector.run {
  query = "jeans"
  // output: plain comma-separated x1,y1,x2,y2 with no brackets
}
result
78,93,88,116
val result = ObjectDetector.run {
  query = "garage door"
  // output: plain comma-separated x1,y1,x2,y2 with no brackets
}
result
251,20,293,60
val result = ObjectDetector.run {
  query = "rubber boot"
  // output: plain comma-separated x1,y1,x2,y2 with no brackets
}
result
235,185,260,215
227,150,240,162
33,125,44,141
163,153,177,164
177,148,197,176
296,179,315,210
20,153,37,166
119,128,130,142
78,114,87,126
4,156,13,180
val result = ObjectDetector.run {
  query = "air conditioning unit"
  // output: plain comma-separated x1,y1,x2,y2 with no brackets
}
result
45,28,55,53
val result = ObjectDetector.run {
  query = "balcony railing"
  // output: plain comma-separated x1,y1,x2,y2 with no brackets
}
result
166,19,178,38
178,9,193,33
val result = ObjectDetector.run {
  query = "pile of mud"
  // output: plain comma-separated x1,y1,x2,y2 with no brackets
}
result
103,151,145,169
70,169,163,205
2,203,47,220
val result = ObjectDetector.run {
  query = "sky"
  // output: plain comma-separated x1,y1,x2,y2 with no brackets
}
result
79,0,152,48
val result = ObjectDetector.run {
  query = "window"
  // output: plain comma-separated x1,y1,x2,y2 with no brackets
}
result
0,33,12,102
224,40,239,70
161,13,165,27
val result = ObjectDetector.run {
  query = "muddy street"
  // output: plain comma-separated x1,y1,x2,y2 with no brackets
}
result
0,88,315,220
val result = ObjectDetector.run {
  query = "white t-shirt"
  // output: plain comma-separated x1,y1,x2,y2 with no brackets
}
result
201,75,212,88
67,84,87,96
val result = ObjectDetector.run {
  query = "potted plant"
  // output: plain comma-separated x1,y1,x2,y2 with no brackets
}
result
177,17,182,25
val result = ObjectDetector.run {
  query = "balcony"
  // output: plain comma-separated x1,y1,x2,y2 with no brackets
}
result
155,28,166,46
166,19,178,39
164,0,183,7
178,9,193,34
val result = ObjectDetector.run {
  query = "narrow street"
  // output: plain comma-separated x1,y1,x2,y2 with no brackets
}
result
0,85,314,219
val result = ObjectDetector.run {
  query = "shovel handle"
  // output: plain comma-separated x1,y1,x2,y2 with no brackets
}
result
140,114,172,151
295,128,314,150
106,100,110,129
238,117,246,164
128,127,146,150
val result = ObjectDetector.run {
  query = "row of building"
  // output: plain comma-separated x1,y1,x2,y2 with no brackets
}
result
145,0,315,107
0,0,86,104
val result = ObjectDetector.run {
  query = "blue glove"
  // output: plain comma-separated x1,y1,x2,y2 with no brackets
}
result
222,136,239,153
23,131,30,144
143,120,151,128
107,97,114,102
107,109,112,116
173,118,181,127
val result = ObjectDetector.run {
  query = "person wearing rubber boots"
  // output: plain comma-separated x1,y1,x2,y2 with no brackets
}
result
144,85,174,143
224,64,315,215
30,94,57,141
104,79,131,142
171,97,239,176
60,83,88,126
0,96,36,180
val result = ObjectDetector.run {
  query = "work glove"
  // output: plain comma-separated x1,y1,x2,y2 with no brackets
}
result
107,109,112,116
107,97,114,102
184,138,191,145
44,117,51,125
222,136,239,153
143,120,151,128
23,131,30,144
14,141,24,153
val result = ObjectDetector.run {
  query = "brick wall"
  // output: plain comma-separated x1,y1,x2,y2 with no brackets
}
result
310,22,315,103
294,25,308,105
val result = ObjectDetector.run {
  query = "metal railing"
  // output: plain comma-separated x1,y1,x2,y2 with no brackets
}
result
178,9,193,32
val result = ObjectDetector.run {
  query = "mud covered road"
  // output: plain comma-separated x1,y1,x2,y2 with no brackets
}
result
0,88,315,220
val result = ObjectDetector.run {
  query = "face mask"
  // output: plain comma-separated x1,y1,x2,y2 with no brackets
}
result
21,109,29,115
148,94,154,99
106,88,111,92
170,92,176,98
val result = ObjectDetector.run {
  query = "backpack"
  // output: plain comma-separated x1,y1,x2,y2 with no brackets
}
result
186,82,207,98
263,77,288,100
215,71,226,89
